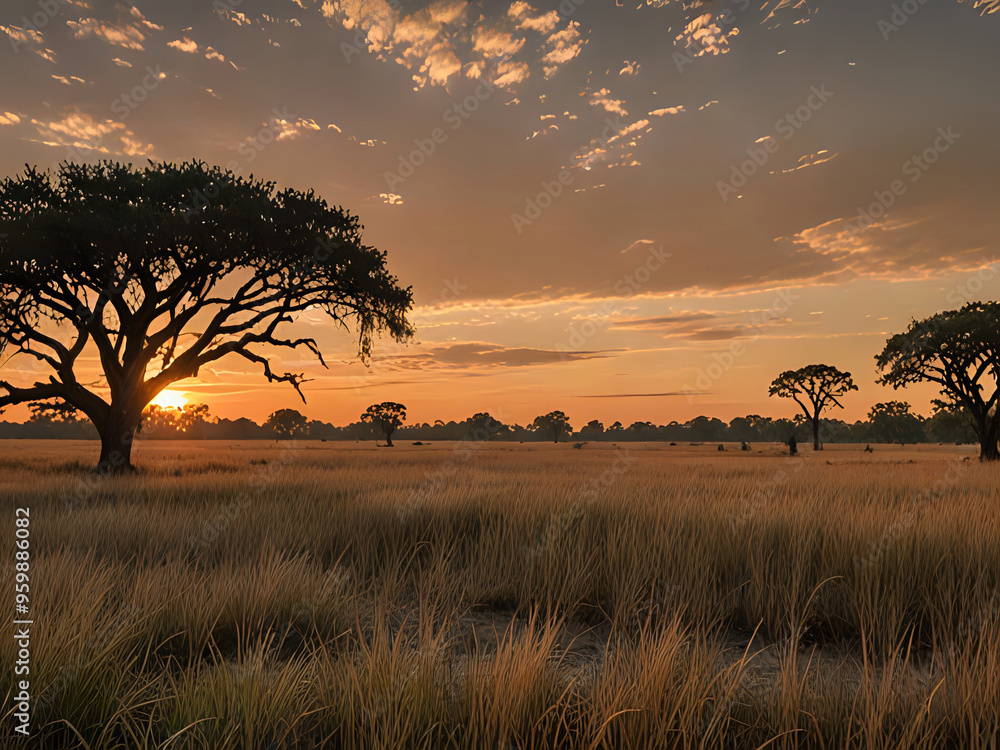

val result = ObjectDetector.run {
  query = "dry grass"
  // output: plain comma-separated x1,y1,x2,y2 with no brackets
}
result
1,439,998,749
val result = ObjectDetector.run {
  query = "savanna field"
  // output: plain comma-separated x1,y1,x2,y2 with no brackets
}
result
2,439,999,749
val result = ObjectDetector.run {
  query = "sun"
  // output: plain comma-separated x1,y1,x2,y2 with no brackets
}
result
151,390,189,410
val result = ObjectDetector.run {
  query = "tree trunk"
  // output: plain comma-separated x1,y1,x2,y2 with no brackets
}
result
980,423,1000,462
812,418,821,451
97,419,137,474
386,430,394,447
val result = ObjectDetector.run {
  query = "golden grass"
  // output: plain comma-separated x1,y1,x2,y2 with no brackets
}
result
1,440,998,748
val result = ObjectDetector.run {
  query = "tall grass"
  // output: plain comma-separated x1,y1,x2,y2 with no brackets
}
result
1,441,998,748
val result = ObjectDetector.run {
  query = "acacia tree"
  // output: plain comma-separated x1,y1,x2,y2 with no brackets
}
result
0,161,412,472
361,402,406,446
768,364,857,451
265,408,309,441
532,410,572,443
876,302,1000,461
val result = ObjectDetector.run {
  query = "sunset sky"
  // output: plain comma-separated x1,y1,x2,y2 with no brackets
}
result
1,0,998,427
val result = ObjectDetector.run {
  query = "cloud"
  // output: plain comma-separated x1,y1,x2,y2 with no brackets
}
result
507,2,560,34
579,392,691,398
0,24,57,62
619,60,640,76
167,37,199,53
66,6,162,51
323,1,584,89
541,20,584,78
589,88,627,117
51,75,89,86
675,13,739,58
374,342,615,370
168,36,236,66
612,313,718,329
649,105,684,116
0,112,22,126
28,111,153,157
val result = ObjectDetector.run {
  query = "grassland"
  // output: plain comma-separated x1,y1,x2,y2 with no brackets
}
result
1,439,998,749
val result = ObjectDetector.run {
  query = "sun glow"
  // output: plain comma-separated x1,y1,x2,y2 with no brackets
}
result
151,390,189,410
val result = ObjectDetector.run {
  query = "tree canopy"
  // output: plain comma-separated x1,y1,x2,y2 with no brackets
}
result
876,302,1000,460
361,402,407,446
532,410,572,443
265,408,309,441
0,161,413,472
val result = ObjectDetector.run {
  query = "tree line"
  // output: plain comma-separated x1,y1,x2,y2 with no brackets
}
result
2,398,977,447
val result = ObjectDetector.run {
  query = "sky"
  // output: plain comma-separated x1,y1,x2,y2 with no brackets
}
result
1,0,999,428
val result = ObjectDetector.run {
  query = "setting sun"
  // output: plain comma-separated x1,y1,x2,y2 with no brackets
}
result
150,390,189,410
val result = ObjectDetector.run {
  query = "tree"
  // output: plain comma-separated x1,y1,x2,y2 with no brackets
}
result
531,410,572,443
580,419,605,438
265,408,309,440
27,400,81,424
468,412,507,441
361,402,406,446
768,364,858,451
0,161,412,472
867,401,925,445
926,399,979,445
876,303,1000,461
139,402,212,436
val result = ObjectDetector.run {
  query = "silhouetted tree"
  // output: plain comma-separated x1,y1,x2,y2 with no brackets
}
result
877,303,1000,460
361,402,406,446
265,409,309,440
867,401,925,444
468,412,507,441
926,399,979,445
139,402,212,436
532,410,572,443
580,419,605,438
28,400,81,424
769,364,857,451
0,161,412,472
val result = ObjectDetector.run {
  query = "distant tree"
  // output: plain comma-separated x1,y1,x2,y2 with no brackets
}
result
361,402,406,446
468,412,507,441
28,400,81,424
769,364,858,451
867,401,925,444
580,419,605,438
926,399,980,444
607,421,624,433
139,402,212,436
532,410,572,443
0,161,412,473
876,303,1000,461
265,408,309,441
